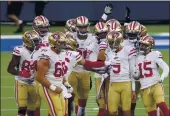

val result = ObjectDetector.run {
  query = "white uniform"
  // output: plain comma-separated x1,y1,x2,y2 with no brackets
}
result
136,51,167,89
64,50,83,80
38,48,68,87
94,38,108,78
40,32,52,44
12,46,36,85
106,46,136,82
72,33,98,72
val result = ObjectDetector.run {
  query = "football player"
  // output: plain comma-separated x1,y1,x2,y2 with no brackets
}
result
106,19,122,33
7,30,41,116
65,19,77,33
33,15,52,46
36,32,111,116
67,15,99,116
133,35,169,116
103,31,137,116
93,22,110,116
32,15,52,116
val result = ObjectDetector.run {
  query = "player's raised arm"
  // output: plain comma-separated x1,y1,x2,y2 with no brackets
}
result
99,3,113,23
124,6,131,26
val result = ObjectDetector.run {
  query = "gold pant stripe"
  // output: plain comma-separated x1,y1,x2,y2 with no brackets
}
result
43,87,57,116
15,80,18,106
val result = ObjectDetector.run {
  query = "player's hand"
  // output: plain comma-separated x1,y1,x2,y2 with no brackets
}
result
104,3,113,15
125,6,131,23
133,66,140,80
19,70,31,78
159,76,165,83
132,91,137,100
54,86,63,94
64,82,73,93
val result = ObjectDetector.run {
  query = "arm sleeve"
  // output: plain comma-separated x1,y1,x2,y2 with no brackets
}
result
12,46,22,56
155,55,169,79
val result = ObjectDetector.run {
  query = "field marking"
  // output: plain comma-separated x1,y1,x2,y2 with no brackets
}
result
1,107,146,112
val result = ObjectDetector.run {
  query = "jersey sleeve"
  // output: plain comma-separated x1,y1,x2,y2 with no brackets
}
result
155,51,163,59
74,51,83,63
127,46,136,59
68,51,83,63
12,46,22,56
99,41,108,50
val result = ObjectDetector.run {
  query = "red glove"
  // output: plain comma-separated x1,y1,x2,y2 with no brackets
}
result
19,70,31,78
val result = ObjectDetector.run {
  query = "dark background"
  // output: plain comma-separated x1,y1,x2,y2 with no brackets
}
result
1,1,169,25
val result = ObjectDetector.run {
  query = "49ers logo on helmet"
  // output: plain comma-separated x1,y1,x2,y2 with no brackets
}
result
113,32,119,38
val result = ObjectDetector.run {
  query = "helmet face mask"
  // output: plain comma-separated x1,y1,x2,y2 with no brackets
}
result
96,32,108,40
108,38,122,51
125,21,141,43
107,31,123,52
65,19,76,32
139,35,155,54
76,16,90,37
126,32,139,42
23,30,41,51
76,25,89,36
49,32,66,53
139,42,151,54
33,15,50,37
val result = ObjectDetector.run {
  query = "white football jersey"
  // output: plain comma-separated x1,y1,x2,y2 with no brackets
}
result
72,33,98,72
121,39,135,48
106,46,136,82
40,32,52,45
136,51,164,89
38,48,68,87
12,46,36,85
94,38,108,78
64,50,83,80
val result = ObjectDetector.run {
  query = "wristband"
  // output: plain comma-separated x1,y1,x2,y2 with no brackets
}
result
49,85,56,91
101,13,108,21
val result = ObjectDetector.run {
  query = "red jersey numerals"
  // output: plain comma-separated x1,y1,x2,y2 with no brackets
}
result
54,61,68,78
77,49,87,58
111,64,121,74
21,60,37,71
138,61,153,78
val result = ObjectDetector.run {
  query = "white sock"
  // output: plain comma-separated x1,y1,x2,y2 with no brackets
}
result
157,108,160,116
77,106,86,116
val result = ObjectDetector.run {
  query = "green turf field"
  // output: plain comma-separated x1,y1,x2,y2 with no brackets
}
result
1,25,169,35
1,25,169,116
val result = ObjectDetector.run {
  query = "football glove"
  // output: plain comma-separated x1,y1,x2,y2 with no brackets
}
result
104,3,113,15
125,6,131,23
92,65,110,74
159,76,165,83
64,82,73,93
133,66,140,80
19,70,31,78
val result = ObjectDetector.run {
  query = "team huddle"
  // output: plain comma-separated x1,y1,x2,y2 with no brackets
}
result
7,4,169,116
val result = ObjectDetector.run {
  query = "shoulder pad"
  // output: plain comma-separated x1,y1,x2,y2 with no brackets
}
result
12,46,23,56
